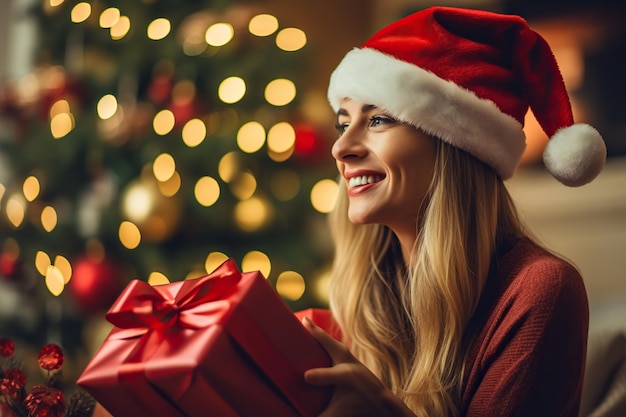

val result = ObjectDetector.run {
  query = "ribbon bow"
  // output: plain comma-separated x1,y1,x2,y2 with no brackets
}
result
106,259,241,334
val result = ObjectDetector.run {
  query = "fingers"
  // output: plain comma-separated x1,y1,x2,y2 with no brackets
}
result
302,317,353,364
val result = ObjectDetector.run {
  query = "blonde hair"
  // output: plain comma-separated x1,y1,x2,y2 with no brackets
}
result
328,140,526,416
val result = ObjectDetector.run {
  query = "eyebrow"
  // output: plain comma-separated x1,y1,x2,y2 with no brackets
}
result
336,103,378,118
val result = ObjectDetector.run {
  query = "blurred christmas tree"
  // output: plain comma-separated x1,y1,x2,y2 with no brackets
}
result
0,0,337,358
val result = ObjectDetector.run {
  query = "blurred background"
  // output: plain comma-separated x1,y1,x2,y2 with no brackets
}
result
0,0,624,392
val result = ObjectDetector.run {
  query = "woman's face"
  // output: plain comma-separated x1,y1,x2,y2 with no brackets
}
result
332,98,437,236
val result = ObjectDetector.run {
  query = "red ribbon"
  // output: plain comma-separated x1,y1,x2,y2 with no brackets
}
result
106,259,242,335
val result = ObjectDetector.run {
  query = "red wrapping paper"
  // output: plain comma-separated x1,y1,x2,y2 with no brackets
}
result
294,308,342,342
78,260,333,417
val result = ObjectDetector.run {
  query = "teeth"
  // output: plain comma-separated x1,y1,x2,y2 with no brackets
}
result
348,175,381,188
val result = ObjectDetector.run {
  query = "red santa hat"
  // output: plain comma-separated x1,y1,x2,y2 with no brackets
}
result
327,7,606,186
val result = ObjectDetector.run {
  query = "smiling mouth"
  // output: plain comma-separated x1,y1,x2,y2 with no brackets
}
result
348,175,384,188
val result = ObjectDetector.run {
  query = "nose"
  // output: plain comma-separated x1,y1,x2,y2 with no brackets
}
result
331,128,366,162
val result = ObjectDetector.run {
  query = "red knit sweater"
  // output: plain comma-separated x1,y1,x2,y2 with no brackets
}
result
460,238,588,416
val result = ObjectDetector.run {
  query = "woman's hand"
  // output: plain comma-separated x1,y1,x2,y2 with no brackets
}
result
302,317,417,417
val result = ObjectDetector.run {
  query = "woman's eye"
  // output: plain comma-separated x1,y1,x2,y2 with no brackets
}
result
335,123,349,134
369,116,395,127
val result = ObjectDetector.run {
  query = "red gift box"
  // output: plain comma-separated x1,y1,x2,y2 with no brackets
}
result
294,308,342,342
77,260,333,417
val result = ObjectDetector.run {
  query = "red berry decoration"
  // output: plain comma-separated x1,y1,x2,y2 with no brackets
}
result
0,338,15,357
37,344,64,371
24,385,66,417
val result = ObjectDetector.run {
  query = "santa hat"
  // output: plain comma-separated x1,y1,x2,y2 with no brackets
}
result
327,7,606,186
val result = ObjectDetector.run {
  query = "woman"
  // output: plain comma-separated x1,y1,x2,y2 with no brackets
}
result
302,6,607,417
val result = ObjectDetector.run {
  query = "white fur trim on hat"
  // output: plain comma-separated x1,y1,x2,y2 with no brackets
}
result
543,124,606,187
327,48,526,180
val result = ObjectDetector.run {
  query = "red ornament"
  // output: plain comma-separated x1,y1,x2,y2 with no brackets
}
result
1,368,27,399
68,256,123,314
0,338,14,357
23,385,66,417
37,344,64,371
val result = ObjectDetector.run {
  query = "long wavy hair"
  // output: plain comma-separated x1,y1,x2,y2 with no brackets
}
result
328,139,527,416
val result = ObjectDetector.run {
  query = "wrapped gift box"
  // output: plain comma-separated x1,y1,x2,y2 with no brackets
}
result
78,260,333,417
294,308,342,342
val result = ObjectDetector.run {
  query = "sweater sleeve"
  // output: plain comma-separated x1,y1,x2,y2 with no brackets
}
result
462,257,589,417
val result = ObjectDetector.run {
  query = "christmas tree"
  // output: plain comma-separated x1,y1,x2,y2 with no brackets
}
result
0,0,337,359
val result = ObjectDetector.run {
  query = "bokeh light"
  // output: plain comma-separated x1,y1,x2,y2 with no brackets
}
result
267,122,296,153
41,206,58,232
153,109,175,135
264,79,296,106
276,271,306,301
110,16,131,40
205,23,234,47
153,153,176,182
50,113,75,139
237,121,265,153
158,171,181,197
97,94,118,120
230,171,257,201
249,14,279,37
45,265,65,296
311,179,338,213
218,77,246,104
234,196,271,232
70,2,91,23
148,271,170,285
99,8,120,29
6,194,26,228
119,221,141,249
276,28,307,51
182,118,206,147
218,152,241,183
54,255,72,284
241,250,271,278
23,176,40,202
147,18,171,40
195,176,220,207
204,252,229,274
35,250,51,276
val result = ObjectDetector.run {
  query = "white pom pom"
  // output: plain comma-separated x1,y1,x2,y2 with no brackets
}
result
542,123,606,187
